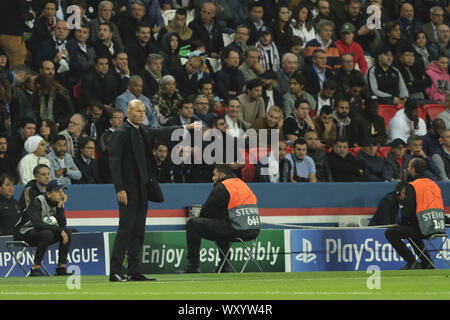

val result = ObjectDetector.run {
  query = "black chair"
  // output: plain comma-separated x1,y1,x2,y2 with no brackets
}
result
408,233,450,269
217,236,262,273
4,241,50,277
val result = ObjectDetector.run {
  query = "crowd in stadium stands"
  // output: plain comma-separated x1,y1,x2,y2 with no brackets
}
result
1,0,450,185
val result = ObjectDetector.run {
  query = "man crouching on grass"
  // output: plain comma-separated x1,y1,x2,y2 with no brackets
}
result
14,180,72,276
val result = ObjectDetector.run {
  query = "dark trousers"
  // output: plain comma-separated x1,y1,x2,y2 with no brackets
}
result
20,228,72,266
185,216,260,268
110,186,148,275
385,224,431,264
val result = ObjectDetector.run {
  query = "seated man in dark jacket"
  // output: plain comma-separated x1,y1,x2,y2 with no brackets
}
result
384,138,408,181
214,48,245,100
74,137,102,184
0,174,21,235
327,138,363,182
356,137,391,182
14,180,72,276
19,164,51,211
304,130,333,182
369,181,408,226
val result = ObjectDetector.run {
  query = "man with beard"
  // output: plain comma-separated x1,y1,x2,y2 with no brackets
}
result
348,98,387,146
261,70,283,113
0,135,18,182
387,99,427,144
214,49,245,100
333,98,353,142
46,135,82,185
19,164,51,211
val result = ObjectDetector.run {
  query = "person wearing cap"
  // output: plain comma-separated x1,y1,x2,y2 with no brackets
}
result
387,99,427,144
334,22,368,75
14,179,72,276
356,136,391,182
255,26,281,72
385,138,408,181
18,136,52,185
365,46,409,106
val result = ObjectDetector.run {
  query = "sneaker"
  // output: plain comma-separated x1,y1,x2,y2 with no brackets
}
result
29,268,46,277
177,265,200,274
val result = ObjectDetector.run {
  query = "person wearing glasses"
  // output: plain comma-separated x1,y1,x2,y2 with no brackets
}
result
58,113,88,157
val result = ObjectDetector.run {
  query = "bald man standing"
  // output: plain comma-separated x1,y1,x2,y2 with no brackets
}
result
108,100,201,282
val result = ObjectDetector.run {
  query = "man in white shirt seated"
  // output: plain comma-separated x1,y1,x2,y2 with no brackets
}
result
387,99,427,144
224,96,247,139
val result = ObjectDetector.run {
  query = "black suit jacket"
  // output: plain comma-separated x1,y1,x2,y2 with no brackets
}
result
188,18,224,56
109,121,182,196
80,70,119,107
302,64,336,98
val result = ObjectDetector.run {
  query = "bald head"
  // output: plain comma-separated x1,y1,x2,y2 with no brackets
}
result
400,3,414,20
201,2,216,24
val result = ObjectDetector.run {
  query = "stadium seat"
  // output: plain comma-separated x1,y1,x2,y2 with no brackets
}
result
348,147,361,157
217,237,262,273
4,241,50,278
377,105,398,128
241,165,256,182
73,83,81,100
417,105,426,121
423,104,446,121
309,110,316,117
377,146,392,158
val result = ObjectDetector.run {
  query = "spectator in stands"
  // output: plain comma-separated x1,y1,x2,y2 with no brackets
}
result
238,47,265,82
250,106,285,148
254,139,292,183
224,96,247,139
34,20,78,90
93,21,124,61
175,53,203,98
98,109,124,183
89,1,123,48
356,136,391,182
18,164,51,211
423,118,446,157
383,21,407,57
0,135,18,182
426,52,450,103
395,44,433,103
303,49,336,99
283,98,315,145
271,4,293,55
117,0,154,45
286,138,317,183
316,78,337,115
238,78,266,128
287,36,306,72
32,75,75,130
80,56,118,113
276,53,299,96
0,173,21,235
166,99,200,127
38,119,58,154
316,0,335,22
4,64,30,88
151,75,183,126
333,98,353,142
225,24,251,63
327,137,363,182
429,24,450,61
59,113,88,157
437,94,450,129
161,8,192,45
303,19,341,70
152,141,173,183
290,3,316,45
313,105,337,149
261,70,283,113
432,129,450,181
366,46,409,106
397,2,422,43
422,6,445,44
193,94,216,127
385,138,408,181
189,2,224,59
18,135,51,185
403,134,440,181
348,98,387,146
255,26,281,72
39,61,56,79
137,53,165,98
74,137,102,184
305,130,332,182
74,24,96,82
7,118,37,164
83,100,105,141
369,181,408,226
46,134,81,185
413,31,433,69
333,53,364,94
29,0,58,54
158,32,183,77
196,78,215,111
243,0,266,45
116,75,159,128
334,23,368,75
110,52,131,96
125,21,157,74
335,76,365,118
214,48,246,100
387,99,427,144
335,0,365,34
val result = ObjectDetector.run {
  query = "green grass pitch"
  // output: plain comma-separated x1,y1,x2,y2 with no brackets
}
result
1,270,449,300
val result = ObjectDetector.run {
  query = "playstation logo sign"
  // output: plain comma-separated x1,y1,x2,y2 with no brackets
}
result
295,238,317,263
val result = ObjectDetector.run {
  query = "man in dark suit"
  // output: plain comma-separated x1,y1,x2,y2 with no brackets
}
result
108,99,201,282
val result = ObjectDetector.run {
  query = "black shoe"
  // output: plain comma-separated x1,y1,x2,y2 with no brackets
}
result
29,268,46,277
398,263,412,270
55,267,74,276
127,274,156,281
177,265,200,274
109,273,127,282
411,261,423,269
421,261,436,269
215,263,233,273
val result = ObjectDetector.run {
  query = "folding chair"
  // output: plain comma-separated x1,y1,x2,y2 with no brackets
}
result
408,233,450,269
4,241,50,278
217,237,262,273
